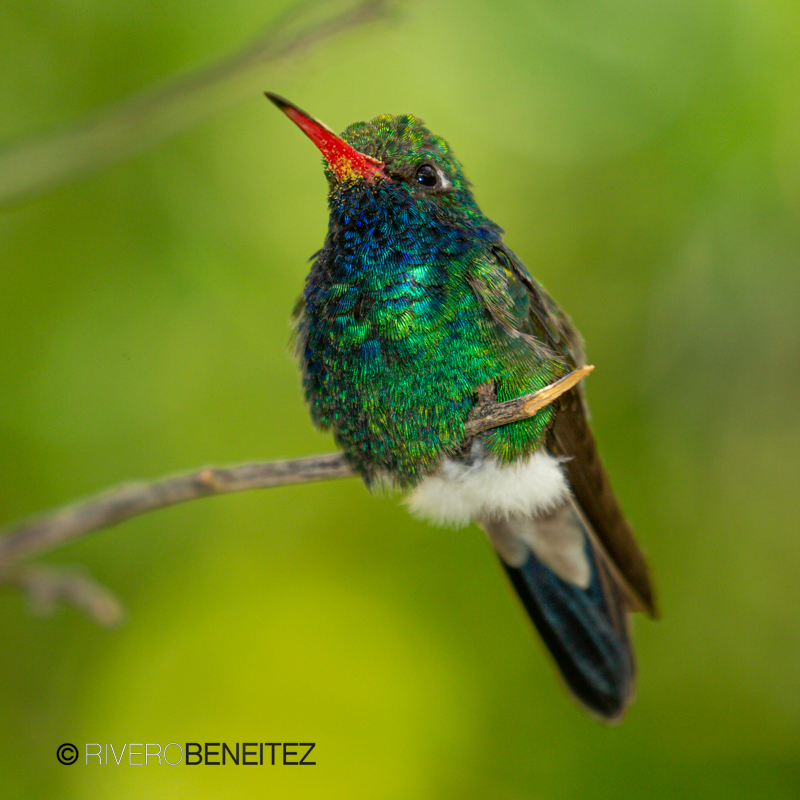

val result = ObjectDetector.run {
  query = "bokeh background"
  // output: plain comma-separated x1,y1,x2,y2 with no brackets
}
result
2,0,799,797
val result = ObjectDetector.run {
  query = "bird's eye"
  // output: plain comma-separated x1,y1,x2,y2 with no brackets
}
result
415,164,438,187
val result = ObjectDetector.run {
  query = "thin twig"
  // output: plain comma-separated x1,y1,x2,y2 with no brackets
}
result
464,365,593,436
0,366,592,569
0,0,395,207
1,565,124,627
0,454,353,567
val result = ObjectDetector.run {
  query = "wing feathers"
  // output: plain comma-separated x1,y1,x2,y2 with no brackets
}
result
549,389,657,616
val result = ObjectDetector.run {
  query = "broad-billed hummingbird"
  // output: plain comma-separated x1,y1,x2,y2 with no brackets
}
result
267,93,656,721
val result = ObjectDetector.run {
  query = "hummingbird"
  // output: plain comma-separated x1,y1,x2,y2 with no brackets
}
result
266,93,656,721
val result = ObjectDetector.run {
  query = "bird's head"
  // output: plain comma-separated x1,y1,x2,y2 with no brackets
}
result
266,93,486,223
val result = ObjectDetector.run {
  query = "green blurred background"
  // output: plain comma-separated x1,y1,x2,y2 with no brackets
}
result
2,0,799,797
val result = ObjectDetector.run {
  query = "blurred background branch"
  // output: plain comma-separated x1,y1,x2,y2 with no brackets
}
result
0,0,395,207
0,564,124,627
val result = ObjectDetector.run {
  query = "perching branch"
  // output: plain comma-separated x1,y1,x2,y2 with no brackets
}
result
0,0,396,207
0,366,592,621
0,454,354,569
464,364,593,437
0,365,592,571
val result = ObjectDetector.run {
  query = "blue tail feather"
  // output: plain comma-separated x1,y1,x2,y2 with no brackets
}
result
500,540,634,720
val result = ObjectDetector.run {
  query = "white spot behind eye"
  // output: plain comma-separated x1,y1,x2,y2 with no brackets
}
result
436,167,452,190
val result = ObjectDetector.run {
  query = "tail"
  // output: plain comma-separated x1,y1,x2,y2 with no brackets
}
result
483,500,635,721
